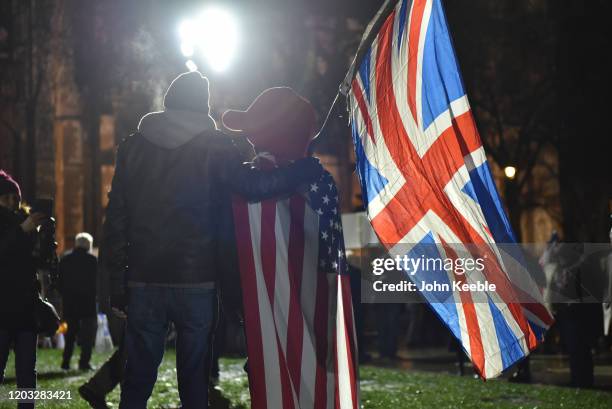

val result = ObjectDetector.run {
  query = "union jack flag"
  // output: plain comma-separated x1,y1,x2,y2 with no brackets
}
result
346,0,554,378
232,170,358,409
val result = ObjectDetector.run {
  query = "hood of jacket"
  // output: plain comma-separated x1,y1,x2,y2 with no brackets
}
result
137,109,217,149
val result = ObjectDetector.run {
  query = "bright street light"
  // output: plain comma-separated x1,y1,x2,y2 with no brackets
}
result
178,7,239,72
504,166,517,180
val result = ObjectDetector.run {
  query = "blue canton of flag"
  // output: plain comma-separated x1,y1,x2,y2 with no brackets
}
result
307,171,347,276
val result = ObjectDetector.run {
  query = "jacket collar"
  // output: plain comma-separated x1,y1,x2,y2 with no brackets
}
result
137,109,217,149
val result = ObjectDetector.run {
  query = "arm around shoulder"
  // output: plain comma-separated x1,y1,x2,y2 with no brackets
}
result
214,137,323,201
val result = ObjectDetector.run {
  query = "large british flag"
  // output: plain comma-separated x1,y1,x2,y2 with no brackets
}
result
346,0,554,378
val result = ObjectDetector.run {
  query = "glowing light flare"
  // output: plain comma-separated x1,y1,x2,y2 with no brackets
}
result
180,42,194,57
178,7,239,72
185,60,198,72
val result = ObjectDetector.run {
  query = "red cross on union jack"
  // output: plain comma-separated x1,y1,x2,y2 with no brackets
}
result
347,0,553,379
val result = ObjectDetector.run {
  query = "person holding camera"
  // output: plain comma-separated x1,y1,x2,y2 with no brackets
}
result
0,170,45,408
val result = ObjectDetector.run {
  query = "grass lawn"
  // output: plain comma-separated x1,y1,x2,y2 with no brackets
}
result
1,349,610,408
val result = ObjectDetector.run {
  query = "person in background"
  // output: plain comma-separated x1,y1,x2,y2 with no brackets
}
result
78,240,126,409
0,170,45,409
58,232,98,371
553,242,597,387
375,303,402,361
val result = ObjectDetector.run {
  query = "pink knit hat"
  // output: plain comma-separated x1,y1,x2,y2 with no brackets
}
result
0,170,21,200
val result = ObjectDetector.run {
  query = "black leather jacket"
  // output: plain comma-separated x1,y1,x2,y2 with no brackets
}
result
102,118,321,299
58,248,97,319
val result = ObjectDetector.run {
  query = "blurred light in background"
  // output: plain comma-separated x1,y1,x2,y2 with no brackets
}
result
504,166,517,179
185,59,198,72
179,6,239,72
180,42,194,57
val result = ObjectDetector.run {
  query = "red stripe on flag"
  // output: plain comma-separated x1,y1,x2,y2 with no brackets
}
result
407,0,427,125
422,112,483,188
286,197,306,397
351,77,376,146
522,301,554,328
260,200,277,306
261,200,295,408
276,334,296,409
334,337,340,409
442,240,486,376
340,276,358,408
313,272,330,409
232,198,268,409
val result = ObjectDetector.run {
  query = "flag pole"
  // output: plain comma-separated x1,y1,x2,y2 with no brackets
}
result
314,0,398,141
340,0,397,96
313,91,342,140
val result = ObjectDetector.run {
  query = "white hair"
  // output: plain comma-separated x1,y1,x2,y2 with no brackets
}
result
75,232,93,251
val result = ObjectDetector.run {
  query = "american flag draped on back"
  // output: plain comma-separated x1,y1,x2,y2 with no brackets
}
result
232,170,358,409
346,0,553,378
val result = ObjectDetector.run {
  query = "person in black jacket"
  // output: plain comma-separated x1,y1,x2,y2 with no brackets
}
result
0,170,46,409
102,71,323,409
58,232,98,371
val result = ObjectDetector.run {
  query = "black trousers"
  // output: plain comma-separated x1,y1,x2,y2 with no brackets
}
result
0,330,37,409
375,304,402,359
62,316,97,368
558,305,595,388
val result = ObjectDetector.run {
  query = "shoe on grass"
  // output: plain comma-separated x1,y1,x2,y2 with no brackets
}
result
78,384,109,409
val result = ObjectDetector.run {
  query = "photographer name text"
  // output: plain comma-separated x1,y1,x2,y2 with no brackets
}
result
373,279,496,293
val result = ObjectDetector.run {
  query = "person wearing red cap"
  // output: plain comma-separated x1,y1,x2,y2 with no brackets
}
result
222,87,318,169
0,170,46,408
220,88,356,402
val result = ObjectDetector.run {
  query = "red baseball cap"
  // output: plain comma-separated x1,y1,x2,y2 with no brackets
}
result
222,87,317,162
